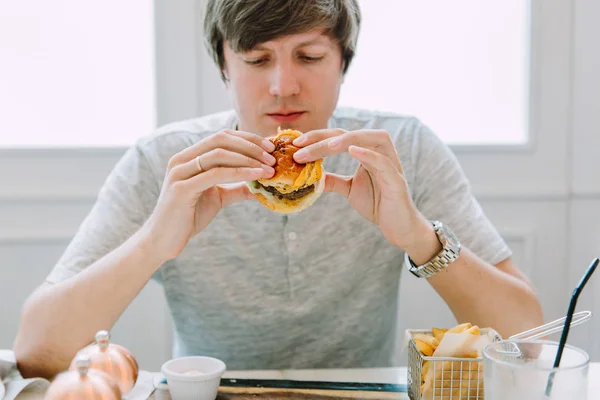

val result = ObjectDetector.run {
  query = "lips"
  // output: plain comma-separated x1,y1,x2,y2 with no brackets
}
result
266,111,306,123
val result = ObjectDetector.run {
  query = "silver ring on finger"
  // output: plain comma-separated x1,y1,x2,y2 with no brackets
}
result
195,156,204,173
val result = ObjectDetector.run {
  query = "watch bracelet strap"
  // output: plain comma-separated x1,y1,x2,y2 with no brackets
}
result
405,245,460,278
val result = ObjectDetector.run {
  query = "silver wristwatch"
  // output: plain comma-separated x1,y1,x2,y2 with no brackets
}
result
404,220,461,278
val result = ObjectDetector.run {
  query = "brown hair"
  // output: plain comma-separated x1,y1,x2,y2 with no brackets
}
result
203,0,361,81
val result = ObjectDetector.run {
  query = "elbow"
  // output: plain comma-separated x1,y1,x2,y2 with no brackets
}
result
15,354,60,381
13,319,72,380
13,339,70,380
489,281,544,340
524,283,544,325
13,286,72,379
506,284,544,338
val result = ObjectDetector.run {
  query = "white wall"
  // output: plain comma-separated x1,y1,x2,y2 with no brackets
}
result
1,0,599,372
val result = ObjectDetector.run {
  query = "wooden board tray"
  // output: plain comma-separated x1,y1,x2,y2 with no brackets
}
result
151,378,408,399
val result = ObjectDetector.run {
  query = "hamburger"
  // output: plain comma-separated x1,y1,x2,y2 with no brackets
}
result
247,128,325,214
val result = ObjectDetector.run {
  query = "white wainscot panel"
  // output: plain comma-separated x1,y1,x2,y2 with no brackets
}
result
0,239,172,372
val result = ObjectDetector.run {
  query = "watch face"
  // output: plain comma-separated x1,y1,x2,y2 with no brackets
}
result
435,221,460,253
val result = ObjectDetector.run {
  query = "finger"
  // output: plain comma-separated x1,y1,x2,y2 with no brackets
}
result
348,145,404,189
169,149,274,181
226,130,276,152
323,173,352,198
294,129,394,164
182,167,271,195
169,131,276,168
218,183,255,207
292,128,346,147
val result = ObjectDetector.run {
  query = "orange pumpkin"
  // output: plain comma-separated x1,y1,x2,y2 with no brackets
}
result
70,330,138,395
45,355,121,399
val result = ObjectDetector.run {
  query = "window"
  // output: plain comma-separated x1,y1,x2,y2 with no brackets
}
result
338,0,530,145
0,1,155,147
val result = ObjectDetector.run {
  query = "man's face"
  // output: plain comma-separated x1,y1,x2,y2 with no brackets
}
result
223,29,344,137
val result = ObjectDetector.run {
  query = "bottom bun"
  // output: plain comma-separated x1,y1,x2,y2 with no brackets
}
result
247,176,325,214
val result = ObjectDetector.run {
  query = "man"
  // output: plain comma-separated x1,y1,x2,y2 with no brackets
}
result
14,0,543,379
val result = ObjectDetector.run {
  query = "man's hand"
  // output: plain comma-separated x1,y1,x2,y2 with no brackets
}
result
143,130,276,262
293,128,432,251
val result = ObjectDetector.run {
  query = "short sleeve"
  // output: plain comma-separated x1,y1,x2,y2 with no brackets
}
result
410,121,512,266
45,144,161,284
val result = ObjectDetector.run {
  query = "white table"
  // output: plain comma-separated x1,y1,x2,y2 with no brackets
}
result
150,363,600,398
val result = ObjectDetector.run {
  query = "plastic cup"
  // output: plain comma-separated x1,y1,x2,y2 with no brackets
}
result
483,340,589,399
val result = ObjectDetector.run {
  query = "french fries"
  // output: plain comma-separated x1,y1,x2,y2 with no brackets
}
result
412,333,440,356
412,322,479,358
411,322,486,399
431,327,448,342
464,325,480,336
446,322,472,334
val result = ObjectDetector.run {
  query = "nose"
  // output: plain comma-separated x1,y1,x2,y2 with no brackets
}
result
269,62,300,98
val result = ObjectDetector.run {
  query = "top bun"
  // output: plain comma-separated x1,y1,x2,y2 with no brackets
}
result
257,128,322,192
247,128,325,214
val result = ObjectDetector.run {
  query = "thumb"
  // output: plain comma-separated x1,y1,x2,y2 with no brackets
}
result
218,182,255,208
324,173,352,198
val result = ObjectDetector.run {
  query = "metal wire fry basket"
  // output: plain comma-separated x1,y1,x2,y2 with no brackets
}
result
406,328,502,400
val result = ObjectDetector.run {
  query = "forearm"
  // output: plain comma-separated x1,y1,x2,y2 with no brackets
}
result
427,248,542,338
13,228,163,379
404,222,543,339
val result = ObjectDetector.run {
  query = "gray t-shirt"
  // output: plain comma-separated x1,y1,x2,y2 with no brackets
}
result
46,107,511,370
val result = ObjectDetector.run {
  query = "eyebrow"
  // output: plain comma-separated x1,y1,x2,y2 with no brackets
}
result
251,37,333,52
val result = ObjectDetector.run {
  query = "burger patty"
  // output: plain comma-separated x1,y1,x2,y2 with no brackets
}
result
261,183,315,200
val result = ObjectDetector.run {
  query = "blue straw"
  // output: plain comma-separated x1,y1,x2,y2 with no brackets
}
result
545,257,598,396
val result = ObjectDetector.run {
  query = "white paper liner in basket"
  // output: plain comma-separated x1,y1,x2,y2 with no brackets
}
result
406,328,501,400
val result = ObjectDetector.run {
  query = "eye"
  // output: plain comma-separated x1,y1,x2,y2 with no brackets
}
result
245,58,269,66
301,55,324,63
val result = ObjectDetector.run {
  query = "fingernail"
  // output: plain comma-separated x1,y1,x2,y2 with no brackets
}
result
293,136,305,146
262,139,275,152
329,137,343,148
263,152,276,165
294,149,307,161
